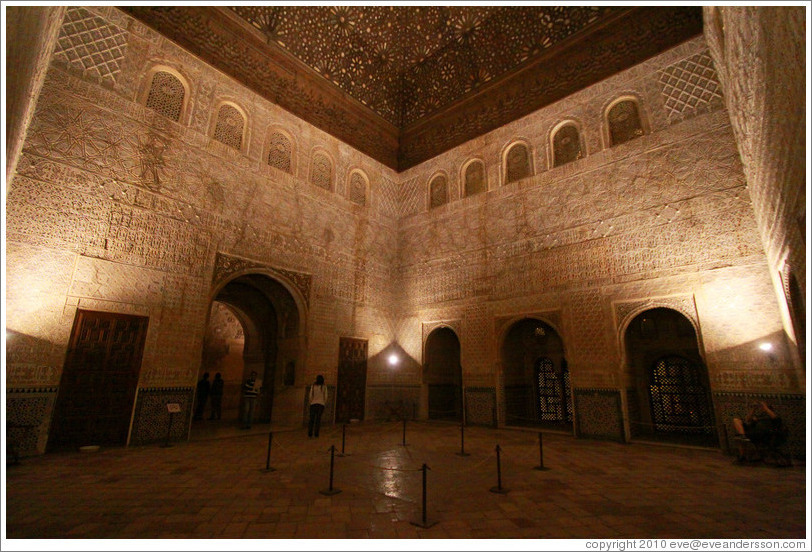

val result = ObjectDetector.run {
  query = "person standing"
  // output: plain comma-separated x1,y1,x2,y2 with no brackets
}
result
241,371,260,429
308,375,328,438
208,372,224,420
193,372,210,421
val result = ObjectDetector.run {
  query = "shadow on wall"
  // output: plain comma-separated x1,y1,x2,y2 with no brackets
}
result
6,329,62,458
711,331,806,460
366,341,421,422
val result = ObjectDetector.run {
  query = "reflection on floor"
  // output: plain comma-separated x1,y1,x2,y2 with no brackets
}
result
5,420,807,543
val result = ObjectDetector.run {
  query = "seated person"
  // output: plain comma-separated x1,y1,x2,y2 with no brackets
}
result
732,400,786,463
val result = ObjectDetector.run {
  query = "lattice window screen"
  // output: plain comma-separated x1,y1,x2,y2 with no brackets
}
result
145,71,184,122
349,173,367,206
213,104,244,150
267,132,292,173
310,153,332,190
648,355,714,434
608,100,644,146
429,175,448,209
464,160,486,197
553,125,582,167
505,144,531,184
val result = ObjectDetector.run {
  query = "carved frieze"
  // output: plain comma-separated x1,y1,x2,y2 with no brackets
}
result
213,252,312,307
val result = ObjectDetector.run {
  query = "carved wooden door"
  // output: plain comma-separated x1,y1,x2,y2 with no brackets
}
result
335,338,367,423
48,310,148,451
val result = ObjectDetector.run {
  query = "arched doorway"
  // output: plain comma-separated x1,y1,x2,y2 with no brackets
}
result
424,327,462,421
197,274,302,429
624,308,716,447
501,318,572,429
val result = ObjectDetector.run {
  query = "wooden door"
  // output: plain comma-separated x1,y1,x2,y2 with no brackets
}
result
335,338,367,423
48,310,149,451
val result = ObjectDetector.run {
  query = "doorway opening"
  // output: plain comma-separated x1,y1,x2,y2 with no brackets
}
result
624,308,717,447
502,318,572,430
196,274,302,432
424,327,463,421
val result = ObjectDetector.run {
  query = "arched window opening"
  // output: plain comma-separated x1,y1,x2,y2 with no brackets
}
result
213,104,245,151
349,171,367,206
267,131,292,173
424,327,462,421
624,308,716,447
608,99,644,146
505,143,532,185
429,175,448,209
145,70,185,122
310,152,332,191
464,160,486,197
648,355,714,435
535,357,572,423
552,124,583,167
502,318,571,429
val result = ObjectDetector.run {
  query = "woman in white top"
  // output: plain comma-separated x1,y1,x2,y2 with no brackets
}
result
308,375,328,438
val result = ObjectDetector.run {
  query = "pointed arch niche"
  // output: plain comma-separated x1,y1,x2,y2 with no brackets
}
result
623,307,717,447
501,318,572,430
200,271,307,430
423,326,462,421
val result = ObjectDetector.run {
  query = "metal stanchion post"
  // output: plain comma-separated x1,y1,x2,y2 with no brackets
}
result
489,444,509,494
261,431,276,472
533,432,550,471
337,423,349,457
161,412,174,448
320,445,342,495
456,423,470,457
411,463,437,528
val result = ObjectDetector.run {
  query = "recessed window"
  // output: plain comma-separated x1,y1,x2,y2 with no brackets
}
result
552,124,582,167
464,160,486,197
145,71,185,122
429,175,448,209
268,131,292,173
505,143,532,184
607,99,644,146
349,171,367,206
213,104,245,151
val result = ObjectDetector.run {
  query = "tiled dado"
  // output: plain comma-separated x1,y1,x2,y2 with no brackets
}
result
713,392,806,459
130,386,194,446
6,388,59,457
574,388,624,442
465,387,497,427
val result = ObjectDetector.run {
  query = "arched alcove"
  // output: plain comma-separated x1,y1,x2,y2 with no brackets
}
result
501,318,571,429
198,273,303,429
423,327,462,421
624,308,716,447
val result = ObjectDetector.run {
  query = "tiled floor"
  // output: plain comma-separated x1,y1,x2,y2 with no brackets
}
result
4,419,808,543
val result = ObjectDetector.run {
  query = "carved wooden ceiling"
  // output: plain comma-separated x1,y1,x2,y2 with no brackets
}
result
122,6,704,171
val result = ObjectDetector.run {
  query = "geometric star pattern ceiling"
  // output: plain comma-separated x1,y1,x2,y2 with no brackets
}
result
230,5,618,126
122,6,704,171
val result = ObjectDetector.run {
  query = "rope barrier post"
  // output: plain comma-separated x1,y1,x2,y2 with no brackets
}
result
161,411,174,448
456,423,470,457
533,432,550,471
337,423,350,457
261,431,276,472
410,463,438,528
489,444,509,494
319,445,342,495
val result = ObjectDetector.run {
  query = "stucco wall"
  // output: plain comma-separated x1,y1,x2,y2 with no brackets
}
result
5,7,804,454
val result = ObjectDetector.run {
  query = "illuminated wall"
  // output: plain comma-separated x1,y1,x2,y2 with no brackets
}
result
5,7,805,455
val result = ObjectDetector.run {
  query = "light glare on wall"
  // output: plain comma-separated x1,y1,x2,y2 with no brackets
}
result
758,342,773,352
388,354,399,366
